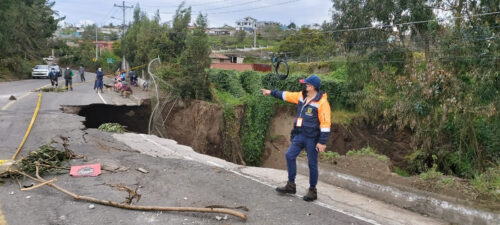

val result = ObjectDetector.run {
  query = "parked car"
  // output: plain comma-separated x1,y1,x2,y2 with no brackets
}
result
32,65,50,79
49,65,61,77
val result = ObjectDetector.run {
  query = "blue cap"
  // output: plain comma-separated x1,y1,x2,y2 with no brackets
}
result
299,75,321,90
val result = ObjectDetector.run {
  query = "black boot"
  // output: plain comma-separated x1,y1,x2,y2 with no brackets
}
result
303,187,317,201
276,182,296,194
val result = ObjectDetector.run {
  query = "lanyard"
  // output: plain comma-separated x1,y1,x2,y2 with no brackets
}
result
299,93,316,116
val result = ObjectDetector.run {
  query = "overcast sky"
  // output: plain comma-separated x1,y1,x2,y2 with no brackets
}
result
52,0,332,27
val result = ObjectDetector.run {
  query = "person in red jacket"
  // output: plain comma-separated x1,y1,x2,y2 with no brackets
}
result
261,75,331,201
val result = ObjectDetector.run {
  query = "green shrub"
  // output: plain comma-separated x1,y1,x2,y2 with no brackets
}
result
471,166,500,201
420,169,444,180
239,70,262,94
406,149,429,175
98,123,126,133
394,166,410,177
419,155,443,180
240,95,274,166
209,69,245,97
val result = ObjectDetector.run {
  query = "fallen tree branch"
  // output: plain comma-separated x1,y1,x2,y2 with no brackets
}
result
12,167,247,221
21,178,57,191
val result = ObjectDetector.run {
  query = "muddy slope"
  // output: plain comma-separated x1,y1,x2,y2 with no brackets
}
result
261,105,413,170
163,101,412,170
163,100,225,159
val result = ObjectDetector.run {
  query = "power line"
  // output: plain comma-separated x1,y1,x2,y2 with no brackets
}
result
114,1,134,37
114,1,134,69
138,0,298,15
203,0,263,12
206,0,301,15
288,11,500,37
189,0,229,7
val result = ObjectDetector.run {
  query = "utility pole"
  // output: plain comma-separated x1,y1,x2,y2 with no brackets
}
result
253,21,257,48
95,25,98,59
114,1,133,69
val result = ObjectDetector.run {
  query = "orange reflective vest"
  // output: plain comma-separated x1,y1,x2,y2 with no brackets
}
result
271,90,331,144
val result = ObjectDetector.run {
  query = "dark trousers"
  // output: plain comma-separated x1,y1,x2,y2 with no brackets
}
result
65,79,72,90
285,133,319,188
80,73,85,82
50,77,58,87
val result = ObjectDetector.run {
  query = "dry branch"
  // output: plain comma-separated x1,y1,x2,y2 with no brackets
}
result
13,167,247,221
20,178,57,191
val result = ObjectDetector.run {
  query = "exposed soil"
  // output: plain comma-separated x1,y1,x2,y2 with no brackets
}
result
261,105,413,170
162,100,225,159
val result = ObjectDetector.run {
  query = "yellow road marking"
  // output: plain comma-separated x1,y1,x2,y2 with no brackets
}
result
0,84,50,111
0,203,7,225
1,92,31,111
11,91,42,160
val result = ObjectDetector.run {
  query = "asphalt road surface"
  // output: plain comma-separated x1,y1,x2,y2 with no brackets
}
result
0,76,446,225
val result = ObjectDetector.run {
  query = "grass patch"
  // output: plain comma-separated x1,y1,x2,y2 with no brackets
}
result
346,146,388,162
394,166,410,177
98,123,126,133
471,166,500,201
320,151,340,160
331,109,361,126
419,155,443,180
441,177,454,185
212,89,243,106
419,170,444,180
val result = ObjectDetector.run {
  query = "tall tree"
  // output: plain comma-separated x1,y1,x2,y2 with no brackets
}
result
169,2,191,58
0,0,61,76
178,13,211,100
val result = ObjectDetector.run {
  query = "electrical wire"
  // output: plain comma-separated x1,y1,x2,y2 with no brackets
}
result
201,0,263,12
206,0,301,15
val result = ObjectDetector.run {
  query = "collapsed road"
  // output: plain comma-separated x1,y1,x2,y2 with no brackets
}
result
0,74,447,225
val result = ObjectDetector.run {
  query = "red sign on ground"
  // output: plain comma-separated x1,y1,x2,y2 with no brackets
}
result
70,164,101,177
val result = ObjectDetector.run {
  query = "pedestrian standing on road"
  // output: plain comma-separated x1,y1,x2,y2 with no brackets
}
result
261,75,331,202
49,68,58,87
79,65,85,82
129,70,137,86
95,67,104,93
64,67,73,91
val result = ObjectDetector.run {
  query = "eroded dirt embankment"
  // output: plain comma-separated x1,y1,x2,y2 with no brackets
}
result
162,100,225,159
161,101,499,212
162,102,413,170
61,98,498,212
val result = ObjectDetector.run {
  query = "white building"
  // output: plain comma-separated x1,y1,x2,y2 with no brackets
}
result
206,25,235,36
100,27,121,35
236,17,257,33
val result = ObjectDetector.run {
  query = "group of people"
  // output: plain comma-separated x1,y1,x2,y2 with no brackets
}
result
48,66,83,91
48,65,136,98
113,70,134,97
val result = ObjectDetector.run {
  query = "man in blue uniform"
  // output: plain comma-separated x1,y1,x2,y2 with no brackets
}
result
261,75,331,201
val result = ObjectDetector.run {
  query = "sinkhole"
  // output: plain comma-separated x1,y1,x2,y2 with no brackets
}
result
61,102,151,134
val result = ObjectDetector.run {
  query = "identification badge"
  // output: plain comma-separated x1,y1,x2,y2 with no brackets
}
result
296,118,303,127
